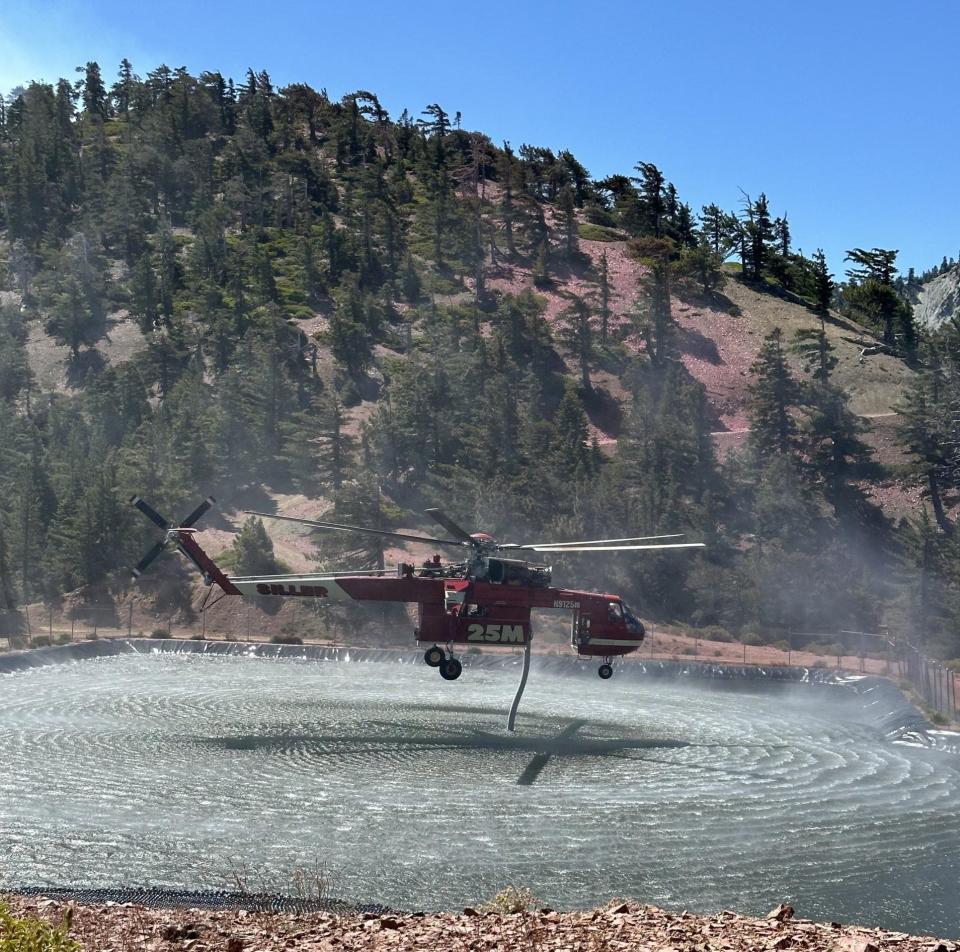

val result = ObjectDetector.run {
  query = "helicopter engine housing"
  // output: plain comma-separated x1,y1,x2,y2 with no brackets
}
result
482,557,552,588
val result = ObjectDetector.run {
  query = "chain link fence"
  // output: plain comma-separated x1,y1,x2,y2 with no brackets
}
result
897,641,958,724
1,603,957,723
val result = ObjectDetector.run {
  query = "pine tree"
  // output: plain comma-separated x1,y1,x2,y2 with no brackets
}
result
558,185,578,261
551,380,594,479
79,61,108,119
844,247,914,349
498,142,518,257
699,203,737,258
0,518,15,610
631,239,675,367
111,58,136,118
747,328,799,458
812,249,833,314
558,294,594,391
596,250,611,343
231,517,280,575
794,335,872,513
896,367,953,535
742,192,773,280
130,253,160,334
633,162,666,237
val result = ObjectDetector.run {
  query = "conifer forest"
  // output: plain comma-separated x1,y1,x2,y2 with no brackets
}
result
1,61,959,661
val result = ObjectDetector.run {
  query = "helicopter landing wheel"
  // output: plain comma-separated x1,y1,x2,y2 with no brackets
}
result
424,645,445,668
598,662,614,680
440,657,463,681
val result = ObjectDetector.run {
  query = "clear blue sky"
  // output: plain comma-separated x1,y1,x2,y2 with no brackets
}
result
2,0,957,278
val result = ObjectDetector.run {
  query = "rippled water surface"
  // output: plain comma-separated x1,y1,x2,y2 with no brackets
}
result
1,653,957,935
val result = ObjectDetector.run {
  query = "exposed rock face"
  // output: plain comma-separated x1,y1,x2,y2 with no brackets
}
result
914,266,960,331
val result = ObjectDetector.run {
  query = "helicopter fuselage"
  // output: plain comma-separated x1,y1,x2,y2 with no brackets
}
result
178,531,645,658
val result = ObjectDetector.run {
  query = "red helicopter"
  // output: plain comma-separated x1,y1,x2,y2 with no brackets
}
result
130,496,704,726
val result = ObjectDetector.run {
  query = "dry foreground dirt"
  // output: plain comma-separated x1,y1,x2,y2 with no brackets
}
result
4,895,957,952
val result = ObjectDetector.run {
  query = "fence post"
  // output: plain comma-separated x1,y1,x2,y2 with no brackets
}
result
48,605,53,642
24,605,31,647
128,602,133,638
787,630,792,668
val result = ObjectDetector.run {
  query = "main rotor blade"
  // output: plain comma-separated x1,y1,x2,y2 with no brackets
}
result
423,508,477,545
503,533,686,550
180,495,216,528
130,496,169,531
243,511,468,548
131,540,167,579
531,542,706,553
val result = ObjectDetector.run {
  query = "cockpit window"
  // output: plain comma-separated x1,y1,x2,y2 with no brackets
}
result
607,601,623,620
622,601,643,633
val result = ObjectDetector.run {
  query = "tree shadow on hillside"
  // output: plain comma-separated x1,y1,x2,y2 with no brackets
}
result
676,325,722,365
582,385,622,439
66,348,107,387
676,285,742,316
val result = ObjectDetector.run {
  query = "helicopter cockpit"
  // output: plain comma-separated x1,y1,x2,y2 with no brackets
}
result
606,599,645,637
621,601,645,636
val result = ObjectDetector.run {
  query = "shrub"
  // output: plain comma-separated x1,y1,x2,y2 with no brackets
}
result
84,631,98,641
190,633,205,641
271,634,303,645
701,626,733,643
483,886,537,915
0,902,79,952
55,633,72,645
225,632,239,642
150,628,171,639
583,204,617,227
31,636,51,648
770,639,790,653
740,631,764,647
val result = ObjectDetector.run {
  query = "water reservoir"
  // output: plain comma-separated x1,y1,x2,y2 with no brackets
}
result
0,645,956,935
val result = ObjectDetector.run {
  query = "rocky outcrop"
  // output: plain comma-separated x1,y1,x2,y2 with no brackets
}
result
914,266,960,331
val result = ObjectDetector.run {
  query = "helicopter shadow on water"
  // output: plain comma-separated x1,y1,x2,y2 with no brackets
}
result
190,713,780,787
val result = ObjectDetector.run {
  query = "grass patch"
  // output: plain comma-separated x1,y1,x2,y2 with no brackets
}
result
0,903,79,952
577,223,624,242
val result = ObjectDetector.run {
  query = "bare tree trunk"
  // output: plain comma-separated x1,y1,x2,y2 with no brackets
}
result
928,471,954,535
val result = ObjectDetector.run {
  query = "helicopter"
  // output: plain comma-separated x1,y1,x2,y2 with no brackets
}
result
129,496,704,725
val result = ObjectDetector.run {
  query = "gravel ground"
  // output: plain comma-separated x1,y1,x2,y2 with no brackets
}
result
4,895,957,952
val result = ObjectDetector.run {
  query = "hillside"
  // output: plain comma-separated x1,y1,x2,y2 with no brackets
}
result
1,62,959,659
